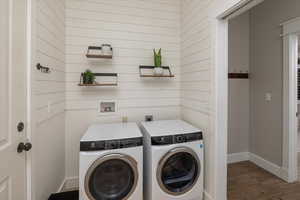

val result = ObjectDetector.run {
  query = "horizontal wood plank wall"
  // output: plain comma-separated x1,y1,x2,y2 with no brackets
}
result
34,0,66,199
65,0,181,178
180,0,214,197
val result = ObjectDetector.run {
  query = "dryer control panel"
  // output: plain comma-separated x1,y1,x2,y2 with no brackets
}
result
80,137,143,151
151,132,202,146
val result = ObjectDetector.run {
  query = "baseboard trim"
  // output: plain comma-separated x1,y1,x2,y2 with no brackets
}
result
204,191,214,200
227,152,250,164
227,152,288,181
59,177,79,192
57,178,67,193
249,153,287,181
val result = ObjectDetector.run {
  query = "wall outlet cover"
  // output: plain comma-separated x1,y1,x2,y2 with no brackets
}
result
98,100,117,115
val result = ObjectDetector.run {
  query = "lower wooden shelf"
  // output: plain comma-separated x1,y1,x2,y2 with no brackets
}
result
78,83,118,86
140,75,175,77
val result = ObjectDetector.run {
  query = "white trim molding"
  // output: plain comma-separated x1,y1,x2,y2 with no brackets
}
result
213,18,228,200
281,17,300,37
204,191,215,200
282,17,300,183
227,152,288,180
213,0,266,199
59,177,79,192
249,153,288,181
228,152,250,164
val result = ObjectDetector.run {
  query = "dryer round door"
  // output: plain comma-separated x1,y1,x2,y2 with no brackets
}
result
85,154,139,200
157,147,200,196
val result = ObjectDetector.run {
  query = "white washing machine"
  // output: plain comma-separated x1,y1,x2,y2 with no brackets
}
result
140,120,204,200
79,123,143,200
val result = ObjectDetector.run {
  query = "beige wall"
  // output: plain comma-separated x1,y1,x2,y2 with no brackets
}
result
250,0,300,166
228,12,250,154
32,0,66,199
65,0,181,178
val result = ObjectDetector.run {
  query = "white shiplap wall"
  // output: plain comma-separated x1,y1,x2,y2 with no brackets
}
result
65,0,181,178
180,0,214,197
33,0,65,199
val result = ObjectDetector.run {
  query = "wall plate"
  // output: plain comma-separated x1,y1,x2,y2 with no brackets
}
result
98,100,118,115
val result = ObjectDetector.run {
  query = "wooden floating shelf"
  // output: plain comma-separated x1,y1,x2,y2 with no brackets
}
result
139,65,174,78
140,75,175,78
86,54,113,59
78,83,118,86
86,45,113,59
228,73,249,79
79,73,118,87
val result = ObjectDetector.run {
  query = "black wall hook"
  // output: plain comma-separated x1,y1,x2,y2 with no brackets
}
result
36,63,51,73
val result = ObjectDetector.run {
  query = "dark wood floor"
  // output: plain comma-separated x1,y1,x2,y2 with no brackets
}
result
228,161,300,200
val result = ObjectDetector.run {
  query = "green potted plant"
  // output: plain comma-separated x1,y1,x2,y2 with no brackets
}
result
82,69,95,84
153,48,163,75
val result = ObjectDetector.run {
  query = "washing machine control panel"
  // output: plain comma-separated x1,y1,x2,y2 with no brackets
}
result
80,137,143,151
151,132,202,146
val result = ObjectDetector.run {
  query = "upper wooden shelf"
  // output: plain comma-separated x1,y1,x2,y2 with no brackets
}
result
86,45,113,59
86,54,113,59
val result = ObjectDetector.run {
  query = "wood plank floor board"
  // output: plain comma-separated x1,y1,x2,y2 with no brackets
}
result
228,161,300,200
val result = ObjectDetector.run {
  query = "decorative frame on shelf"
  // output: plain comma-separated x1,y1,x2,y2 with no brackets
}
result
79,73,118,86
86,45,113,59
139,65,174,77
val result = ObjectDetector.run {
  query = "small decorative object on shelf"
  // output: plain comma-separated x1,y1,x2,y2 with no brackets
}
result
101,44,113,56
79,70,118,86
82,69,95,84
153,48,163,75
36,63,51,73
139,66,174,77
86,44,113,59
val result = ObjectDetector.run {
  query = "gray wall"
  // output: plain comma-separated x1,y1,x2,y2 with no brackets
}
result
228,12,250,154
250,0,300,166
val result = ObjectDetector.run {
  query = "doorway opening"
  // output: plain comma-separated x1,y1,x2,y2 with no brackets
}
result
215,0,300,199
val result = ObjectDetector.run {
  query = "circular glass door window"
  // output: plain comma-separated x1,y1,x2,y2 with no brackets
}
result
157,148,200,195
85,155,138,200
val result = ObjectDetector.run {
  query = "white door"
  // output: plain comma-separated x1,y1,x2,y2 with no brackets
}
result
0,0,29,199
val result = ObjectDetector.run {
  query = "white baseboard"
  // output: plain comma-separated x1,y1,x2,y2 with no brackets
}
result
249,153,288,181
227,152,288,181
227,152,250,164
204,191,214,200
59,177,79,192
57,178,67,193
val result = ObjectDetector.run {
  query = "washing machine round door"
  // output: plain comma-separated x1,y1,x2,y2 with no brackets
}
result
157,147,200,196
85,154,138,200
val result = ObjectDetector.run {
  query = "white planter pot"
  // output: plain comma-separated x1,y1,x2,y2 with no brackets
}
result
153,67,163,76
